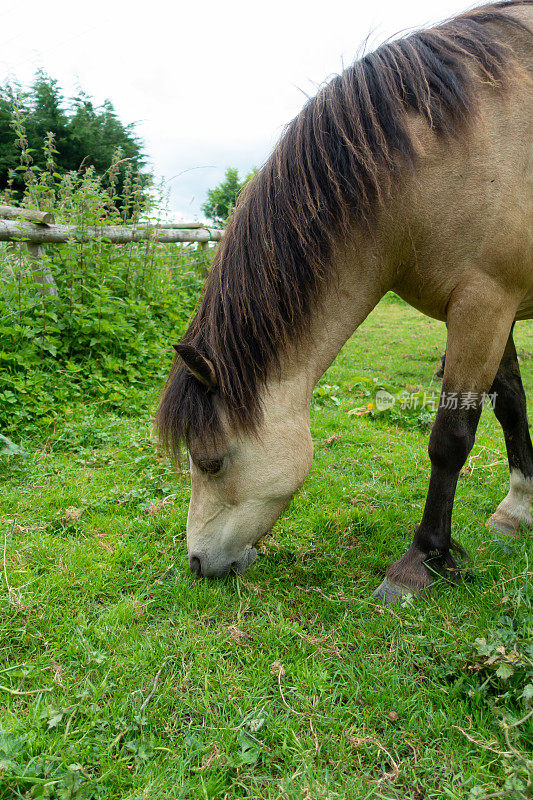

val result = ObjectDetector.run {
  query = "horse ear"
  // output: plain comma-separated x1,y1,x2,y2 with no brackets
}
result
173,343,218,391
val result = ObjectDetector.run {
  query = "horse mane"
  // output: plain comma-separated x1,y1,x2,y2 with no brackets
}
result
157,1,532,456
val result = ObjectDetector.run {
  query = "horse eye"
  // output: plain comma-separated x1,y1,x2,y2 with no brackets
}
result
197,458,223,475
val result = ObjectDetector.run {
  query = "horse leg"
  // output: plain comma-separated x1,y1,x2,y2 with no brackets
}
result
375,282,518,604
435,351,446,378
435,326,447,378
486,331,533,535
434,334,533,533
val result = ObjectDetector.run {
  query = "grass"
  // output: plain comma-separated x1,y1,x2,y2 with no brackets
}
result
1,297,532,799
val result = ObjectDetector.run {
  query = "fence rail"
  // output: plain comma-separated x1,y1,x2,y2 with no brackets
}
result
0,219,223,245
0,204,223,297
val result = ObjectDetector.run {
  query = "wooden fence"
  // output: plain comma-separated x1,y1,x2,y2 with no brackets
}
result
0,205,223,297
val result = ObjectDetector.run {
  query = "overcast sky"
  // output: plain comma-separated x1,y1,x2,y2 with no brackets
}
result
1,0,473,219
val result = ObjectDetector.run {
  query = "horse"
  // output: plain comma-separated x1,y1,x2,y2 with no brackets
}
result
157,1,533,604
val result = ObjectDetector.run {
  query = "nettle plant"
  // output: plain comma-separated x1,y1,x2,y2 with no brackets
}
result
0,104,207,443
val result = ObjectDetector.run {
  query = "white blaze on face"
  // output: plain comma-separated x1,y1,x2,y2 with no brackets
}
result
186,387,313,578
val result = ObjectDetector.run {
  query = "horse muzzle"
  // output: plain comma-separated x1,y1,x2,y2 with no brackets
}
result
188,545,258,578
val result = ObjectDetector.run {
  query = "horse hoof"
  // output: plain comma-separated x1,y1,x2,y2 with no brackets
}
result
374,577,417,605
486,513,521,537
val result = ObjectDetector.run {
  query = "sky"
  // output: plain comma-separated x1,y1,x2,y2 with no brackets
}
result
0,0,473,220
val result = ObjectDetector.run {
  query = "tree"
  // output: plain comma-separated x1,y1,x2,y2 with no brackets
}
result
29,72,70,155
202,167,256,226
67,96,143,177
0,72,146,204
0,83,20,188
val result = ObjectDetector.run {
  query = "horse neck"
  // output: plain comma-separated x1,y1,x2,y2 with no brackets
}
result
275,233,392,409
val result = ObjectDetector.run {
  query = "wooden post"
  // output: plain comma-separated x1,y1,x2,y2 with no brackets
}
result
198,240,210,277
25,242,58,298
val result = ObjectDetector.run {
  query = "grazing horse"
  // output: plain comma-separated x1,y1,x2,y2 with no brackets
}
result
157,1,533,603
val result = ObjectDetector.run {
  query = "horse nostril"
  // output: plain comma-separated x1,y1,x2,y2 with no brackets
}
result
189,555,202,576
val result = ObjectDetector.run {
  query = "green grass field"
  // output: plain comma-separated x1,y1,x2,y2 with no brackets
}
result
1,297,532,799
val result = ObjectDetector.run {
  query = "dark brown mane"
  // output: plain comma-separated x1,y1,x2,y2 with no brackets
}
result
157,1,532,456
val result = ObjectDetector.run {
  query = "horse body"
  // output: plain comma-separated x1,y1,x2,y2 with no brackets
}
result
393,87,533,326
158,2,533,599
